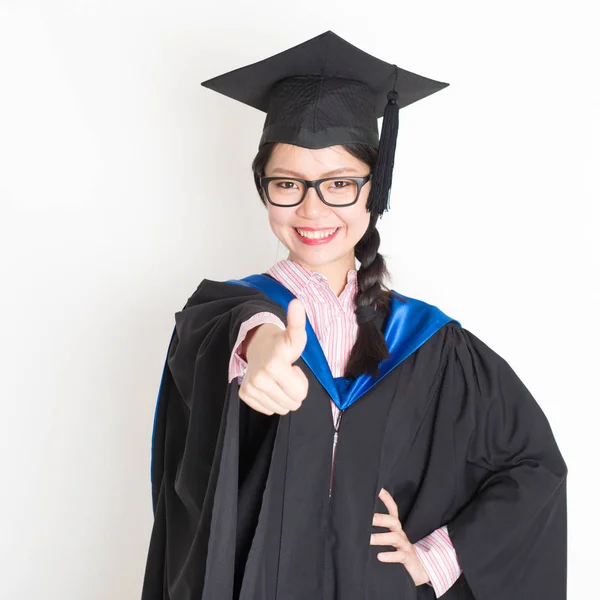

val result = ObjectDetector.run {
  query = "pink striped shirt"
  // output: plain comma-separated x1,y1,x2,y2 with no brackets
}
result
228,259,462,597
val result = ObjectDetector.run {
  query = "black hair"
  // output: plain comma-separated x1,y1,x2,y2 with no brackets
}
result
251,142,405,379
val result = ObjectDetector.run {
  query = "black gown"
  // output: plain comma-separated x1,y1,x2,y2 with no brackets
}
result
141,276,568,600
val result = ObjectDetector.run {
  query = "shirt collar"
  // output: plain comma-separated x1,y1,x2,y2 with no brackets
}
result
266,259,358,306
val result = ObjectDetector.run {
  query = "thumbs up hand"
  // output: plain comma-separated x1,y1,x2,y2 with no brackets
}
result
239,299,309,415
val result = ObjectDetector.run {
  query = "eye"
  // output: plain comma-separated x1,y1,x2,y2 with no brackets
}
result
332,180,350,188
325,179,354,191
276,180,299,190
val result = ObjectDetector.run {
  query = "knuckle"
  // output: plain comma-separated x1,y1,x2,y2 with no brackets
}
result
253,369,270,388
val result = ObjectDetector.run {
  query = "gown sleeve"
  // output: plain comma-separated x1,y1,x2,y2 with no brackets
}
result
141,279,288,599
442,324,568,600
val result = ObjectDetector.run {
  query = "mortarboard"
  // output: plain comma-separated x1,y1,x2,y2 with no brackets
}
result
200,30,449,215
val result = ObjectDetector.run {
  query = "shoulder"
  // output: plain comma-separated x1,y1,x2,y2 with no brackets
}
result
178,277,282,313
391,288,497,351
175,277,287,330
389,288,458,326
428,318,534,416
184,278,272,306
389,288,469,353
390,289,514,384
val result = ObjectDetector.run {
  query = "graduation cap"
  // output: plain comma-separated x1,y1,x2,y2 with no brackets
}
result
201,30,449,215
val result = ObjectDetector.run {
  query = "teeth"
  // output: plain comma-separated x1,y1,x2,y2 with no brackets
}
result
296,228,338,239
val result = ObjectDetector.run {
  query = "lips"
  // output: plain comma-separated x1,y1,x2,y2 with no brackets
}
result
293,226,341,245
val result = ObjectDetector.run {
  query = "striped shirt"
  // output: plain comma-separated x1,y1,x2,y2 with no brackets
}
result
228,258,462,597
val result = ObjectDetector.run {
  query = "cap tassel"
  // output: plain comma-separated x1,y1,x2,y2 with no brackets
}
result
368,87,400,216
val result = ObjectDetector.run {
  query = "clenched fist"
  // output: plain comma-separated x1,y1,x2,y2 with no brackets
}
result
238,299,309,415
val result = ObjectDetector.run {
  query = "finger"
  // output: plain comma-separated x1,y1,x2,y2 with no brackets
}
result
238,388,278,415
249,364,302,410
291,364,308,383
370,532,407,549
372,512,404,532
286,298,306,333
239,378,283,414
246,377,301,414
284,299,307,361
271,363,308,403
377,550,407,563
245,389,287,415
240,375,289,415
379,488,399,518
370,531,408,549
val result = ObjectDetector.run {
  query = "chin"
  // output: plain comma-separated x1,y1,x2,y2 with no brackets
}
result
292,250,343,267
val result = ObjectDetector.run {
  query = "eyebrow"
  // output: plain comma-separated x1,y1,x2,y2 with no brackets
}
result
270,167,360,178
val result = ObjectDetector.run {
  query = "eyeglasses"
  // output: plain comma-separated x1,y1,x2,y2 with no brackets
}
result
260,174,373,207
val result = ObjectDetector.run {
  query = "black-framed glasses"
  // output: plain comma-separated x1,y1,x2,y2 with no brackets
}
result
260,173,373,207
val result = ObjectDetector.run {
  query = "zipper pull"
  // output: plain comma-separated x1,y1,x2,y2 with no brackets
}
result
329,409,345,499
332,412,342,448
334,409,343,432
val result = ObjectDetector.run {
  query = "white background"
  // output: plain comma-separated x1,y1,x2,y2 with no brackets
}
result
0,1,598,598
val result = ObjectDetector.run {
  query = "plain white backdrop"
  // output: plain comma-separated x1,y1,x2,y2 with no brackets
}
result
0,1,598,598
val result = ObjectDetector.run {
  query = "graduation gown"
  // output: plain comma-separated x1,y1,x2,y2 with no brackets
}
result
141,275,568,600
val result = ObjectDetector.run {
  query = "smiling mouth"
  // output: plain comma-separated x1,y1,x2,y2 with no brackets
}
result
294,227,340,240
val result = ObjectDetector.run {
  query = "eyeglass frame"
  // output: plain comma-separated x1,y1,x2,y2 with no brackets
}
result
259,173,373,208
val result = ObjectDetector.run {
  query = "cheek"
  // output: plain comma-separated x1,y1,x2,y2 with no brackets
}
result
340,209,371,240
268,207,292,237
339,185,371,238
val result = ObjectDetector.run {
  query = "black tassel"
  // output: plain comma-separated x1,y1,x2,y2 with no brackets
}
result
368,77,400,216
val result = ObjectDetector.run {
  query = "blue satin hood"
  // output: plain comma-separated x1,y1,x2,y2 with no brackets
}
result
227,274,460,411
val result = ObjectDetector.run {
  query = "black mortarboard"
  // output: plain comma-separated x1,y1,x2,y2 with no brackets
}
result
201,31,449,215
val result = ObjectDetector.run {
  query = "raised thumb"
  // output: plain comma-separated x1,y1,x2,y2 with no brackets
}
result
284,298,307,361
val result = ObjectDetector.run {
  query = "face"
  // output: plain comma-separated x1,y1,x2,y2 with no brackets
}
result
263,143,372,274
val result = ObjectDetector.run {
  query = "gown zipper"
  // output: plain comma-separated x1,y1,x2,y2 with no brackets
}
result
328,409,344,498
323,407,344,600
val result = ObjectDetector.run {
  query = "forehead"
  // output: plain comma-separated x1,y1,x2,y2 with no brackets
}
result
266,144,365,175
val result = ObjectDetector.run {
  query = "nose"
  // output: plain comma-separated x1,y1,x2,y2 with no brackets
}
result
296,185,330,218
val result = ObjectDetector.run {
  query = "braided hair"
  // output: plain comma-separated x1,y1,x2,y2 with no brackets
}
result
252,142,404,379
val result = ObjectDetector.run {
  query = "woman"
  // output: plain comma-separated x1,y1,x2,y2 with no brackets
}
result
142,31,568,600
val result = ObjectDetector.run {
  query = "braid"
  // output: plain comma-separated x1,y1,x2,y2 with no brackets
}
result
344,212,397,379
